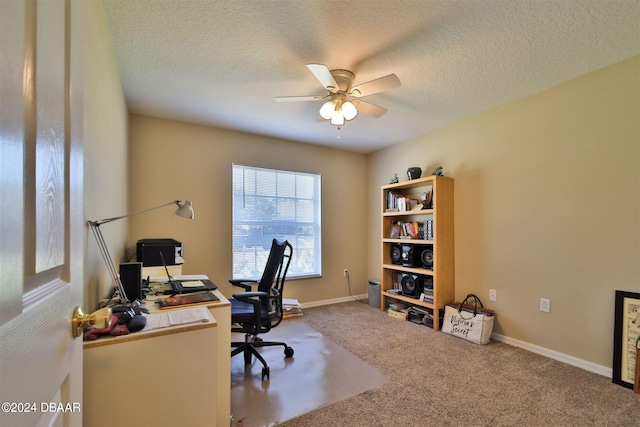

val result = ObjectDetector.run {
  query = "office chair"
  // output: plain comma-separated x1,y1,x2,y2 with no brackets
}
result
230,239,294,380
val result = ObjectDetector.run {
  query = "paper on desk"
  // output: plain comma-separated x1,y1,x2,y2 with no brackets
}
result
148,274,209,284
144,307,211,331
180,280,205,288
144,313,171,330
168,307,211,324
175,274,209,281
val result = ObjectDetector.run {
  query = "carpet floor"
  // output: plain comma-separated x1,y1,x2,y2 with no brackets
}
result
230,322,388,427
278,300,640,426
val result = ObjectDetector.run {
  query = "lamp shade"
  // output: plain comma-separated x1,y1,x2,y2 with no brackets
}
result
330,112,345,126
319,101,335,120
175,200,194,219
342,101,358,121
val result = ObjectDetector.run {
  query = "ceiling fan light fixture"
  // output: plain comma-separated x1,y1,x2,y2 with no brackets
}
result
319,101,335,120
330,111,345,126
342,100,358,121
276,64,401,127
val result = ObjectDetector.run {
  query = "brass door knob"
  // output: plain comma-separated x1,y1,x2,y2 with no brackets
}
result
72,306,112,338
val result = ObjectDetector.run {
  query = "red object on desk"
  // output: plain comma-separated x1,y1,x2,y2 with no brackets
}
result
156,291,219,309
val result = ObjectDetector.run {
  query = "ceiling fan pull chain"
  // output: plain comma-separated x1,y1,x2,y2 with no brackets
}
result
336,126,341,140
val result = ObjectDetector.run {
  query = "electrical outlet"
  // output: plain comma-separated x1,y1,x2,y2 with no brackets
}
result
343,269,349,277
540,298,551,313
489,289,497,302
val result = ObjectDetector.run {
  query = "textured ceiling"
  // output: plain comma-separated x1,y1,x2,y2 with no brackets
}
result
102,0,640,153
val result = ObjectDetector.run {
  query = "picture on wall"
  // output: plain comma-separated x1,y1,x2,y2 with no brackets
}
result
613,290,640,389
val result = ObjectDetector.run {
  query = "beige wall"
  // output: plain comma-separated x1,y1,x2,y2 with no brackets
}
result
127,115,369,303
367,56,640,368
83,0,129,311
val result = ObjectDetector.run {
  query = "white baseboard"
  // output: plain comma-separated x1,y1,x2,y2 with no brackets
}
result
302,297,613,379
303,294,369,308
491,332,612,378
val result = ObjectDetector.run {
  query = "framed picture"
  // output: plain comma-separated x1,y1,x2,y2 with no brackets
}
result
613,290,640,389
388,225,401,239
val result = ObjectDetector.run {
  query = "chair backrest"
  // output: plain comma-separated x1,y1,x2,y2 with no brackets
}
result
258,239,292,328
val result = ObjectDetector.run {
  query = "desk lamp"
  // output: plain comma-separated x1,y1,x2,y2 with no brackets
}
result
88,200,195,305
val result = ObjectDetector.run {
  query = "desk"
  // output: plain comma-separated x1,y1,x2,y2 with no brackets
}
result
83,288,231,427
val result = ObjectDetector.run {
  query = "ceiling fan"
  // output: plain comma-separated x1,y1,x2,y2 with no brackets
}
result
275,63,401,126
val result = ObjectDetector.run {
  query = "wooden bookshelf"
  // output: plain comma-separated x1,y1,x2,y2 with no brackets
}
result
380,175,454,330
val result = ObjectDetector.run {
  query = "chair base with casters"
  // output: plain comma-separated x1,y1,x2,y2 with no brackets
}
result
231,332,294,380
229,239,294,380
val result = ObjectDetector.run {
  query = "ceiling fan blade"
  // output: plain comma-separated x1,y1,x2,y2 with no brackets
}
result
307,63,340,92
353,99,388,118
350,74,401,97
275,95,327,102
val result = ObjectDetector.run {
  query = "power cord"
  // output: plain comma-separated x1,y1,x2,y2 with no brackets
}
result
345,271,368,304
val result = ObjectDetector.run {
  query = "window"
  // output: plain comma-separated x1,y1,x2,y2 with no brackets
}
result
232,164,321,279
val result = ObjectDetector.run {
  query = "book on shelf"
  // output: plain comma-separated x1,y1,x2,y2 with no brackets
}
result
386,191,420,213
388,300,411,312
409,305,431,315
397,197,406,212
386,191,400,211
392,272,401,290
420,294,434,303
155,291,219,309
401,221,420,238
388,221,426,239
423,220,433,240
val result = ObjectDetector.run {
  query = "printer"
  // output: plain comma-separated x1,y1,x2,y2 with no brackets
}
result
136,238,183,267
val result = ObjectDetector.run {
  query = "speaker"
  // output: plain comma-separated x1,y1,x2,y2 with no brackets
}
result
119,262,143,302
390,244,402,265
421,246,434,269
400,274,423,299
401,245,422,268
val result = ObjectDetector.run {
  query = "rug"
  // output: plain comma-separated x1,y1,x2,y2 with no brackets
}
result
230,323,388,427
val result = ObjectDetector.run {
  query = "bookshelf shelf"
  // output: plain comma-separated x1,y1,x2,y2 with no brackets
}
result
383,209,434,217
382,238,434,245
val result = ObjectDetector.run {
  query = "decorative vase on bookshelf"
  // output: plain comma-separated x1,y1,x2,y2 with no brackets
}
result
407,167,422,180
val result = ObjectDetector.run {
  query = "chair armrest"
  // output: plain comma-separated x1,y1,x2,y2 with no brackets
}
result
232,291,268,301
233,291,269,312
229,279,258,292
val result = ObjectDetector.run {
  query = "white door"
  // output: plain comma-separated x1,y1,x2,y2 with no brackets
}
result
0,0,84,426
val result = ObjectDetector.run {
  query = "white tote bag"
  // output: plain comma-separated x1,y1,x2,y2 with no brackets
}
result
442,294,495,345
